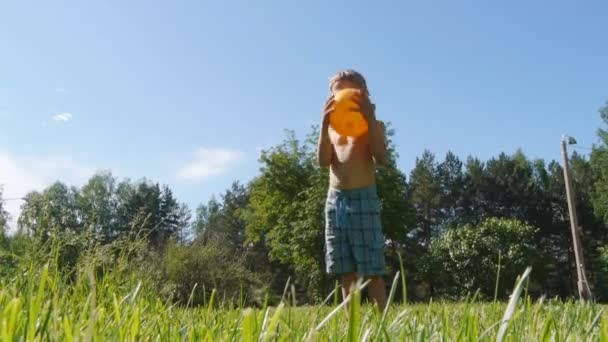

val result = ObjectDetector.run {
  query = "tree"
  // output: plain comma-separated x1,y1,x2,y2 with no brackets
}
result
77,172,118,242
478,151,553,233
483,151,534,220
430,217,539,299
194,182,249,250
193,196,221,239
372,125,416,300
571,102,608,299
18,174,190,249
115,179,190,248
541,161,576,297
460,156,488,224
17,182,84,270
18,182,82,238
244,129,322,299
437,152,465,227
591,102,608,225
409,150,441,247
374,124,415,244
595,246,608,301
569,152,606,248
0,187,9,248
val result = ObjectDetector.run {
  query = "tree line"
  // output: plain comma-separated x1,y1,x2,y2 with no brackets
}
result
1,102,608,305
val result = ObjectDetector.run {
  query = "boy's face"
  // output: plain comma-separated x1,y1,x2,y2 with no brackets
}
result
331,79,366,96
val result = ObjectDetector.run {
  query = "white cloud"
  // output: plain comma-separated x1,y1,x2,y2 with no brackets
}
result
176,148,241,182
0,149,94,231
52,113,73,122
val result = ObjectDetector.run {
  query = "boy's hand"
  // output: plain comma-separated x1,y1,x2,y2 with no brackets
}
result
322,95,335,126
351,90,376,123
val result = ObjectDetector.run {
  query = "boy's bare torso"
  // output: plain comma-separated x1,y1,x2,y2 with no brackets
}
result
327,122,382,190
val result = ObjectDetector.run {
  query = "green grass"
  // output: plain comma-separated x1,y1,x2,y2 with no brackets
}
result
1,263,608,341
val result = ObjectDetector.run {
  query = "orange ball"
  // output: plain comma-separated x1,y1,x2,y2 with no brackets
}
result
329,88,369,137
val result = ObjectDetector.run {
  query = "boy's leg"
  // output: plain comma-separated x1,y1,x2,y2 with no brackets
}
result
368,275,387,311
340,272,358,315
349,186,387,311
341,272,358,300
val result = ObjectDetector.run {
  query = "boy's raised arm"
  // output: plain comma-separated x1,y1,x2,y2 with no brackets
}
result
368,120,388,165
317,96,334,167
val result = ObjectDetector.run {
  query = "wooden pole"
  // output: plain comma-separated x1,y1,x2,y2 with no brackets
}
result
561,136,592,301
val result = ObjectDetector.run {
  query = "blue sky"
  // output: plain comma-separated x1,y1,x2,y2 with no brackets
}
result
1,0,607,227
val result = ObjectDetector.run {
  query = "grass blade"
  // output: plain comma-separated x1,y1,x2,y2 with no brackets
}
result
586,308,604,338
601,316,608,342
28,263,49,342
187,283,198,308
497,266,532,342
376,271,400,340
314,279,371,333
398,252,407,303
540,312,553,341
347,281,361,342
494,251,502,302
261,303,284,342
242,308,256,342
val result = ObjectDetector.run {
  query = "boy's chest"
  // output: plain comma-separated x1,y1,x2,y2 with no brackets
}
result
328,128,370,161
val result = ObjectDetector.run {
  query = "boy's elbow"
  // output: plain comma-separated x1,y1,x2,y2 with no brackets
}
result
374,152,388,166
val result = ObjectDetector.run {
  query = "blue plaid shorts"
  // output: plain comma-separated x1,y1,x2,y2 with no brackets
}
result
324,185,386,276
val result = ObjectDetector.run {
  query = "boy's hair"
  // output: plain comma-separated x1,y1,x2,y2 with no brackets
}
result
329,69,370,96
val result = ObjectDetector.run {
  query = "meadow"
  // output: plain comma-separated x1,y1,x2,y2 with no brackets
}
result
2,261,607,341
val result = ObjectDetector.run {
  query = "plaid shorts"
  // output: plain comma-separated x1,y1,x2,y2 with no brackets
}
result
324,185,386,276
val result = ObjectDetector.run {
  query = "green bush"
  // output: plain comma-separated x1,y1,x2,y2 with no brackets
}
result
429,217,539,299
0,233,32,279
594,246,608,301
165,240,265,307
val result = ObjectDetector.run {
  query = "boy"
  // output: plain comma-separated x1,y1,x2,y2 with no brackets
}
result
317,69,388,310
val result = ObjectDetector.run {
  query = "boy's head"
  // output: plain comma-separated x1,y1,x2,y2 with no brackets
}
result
329,69,370,97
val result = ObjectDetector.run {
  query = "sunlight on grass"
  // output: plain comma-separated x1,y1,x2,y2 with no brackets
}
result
0,261,607,341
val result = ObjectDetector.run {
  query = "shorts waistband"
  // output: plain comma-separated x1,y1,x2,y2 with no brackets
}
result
328,184,378,198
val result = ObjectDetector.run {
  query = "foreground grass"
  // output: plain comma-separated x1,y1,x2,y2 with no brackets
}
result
1,264,608,341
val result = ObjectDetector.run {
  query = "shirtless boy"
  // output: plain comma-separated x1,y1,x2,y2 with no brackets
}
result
317,69,388,310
